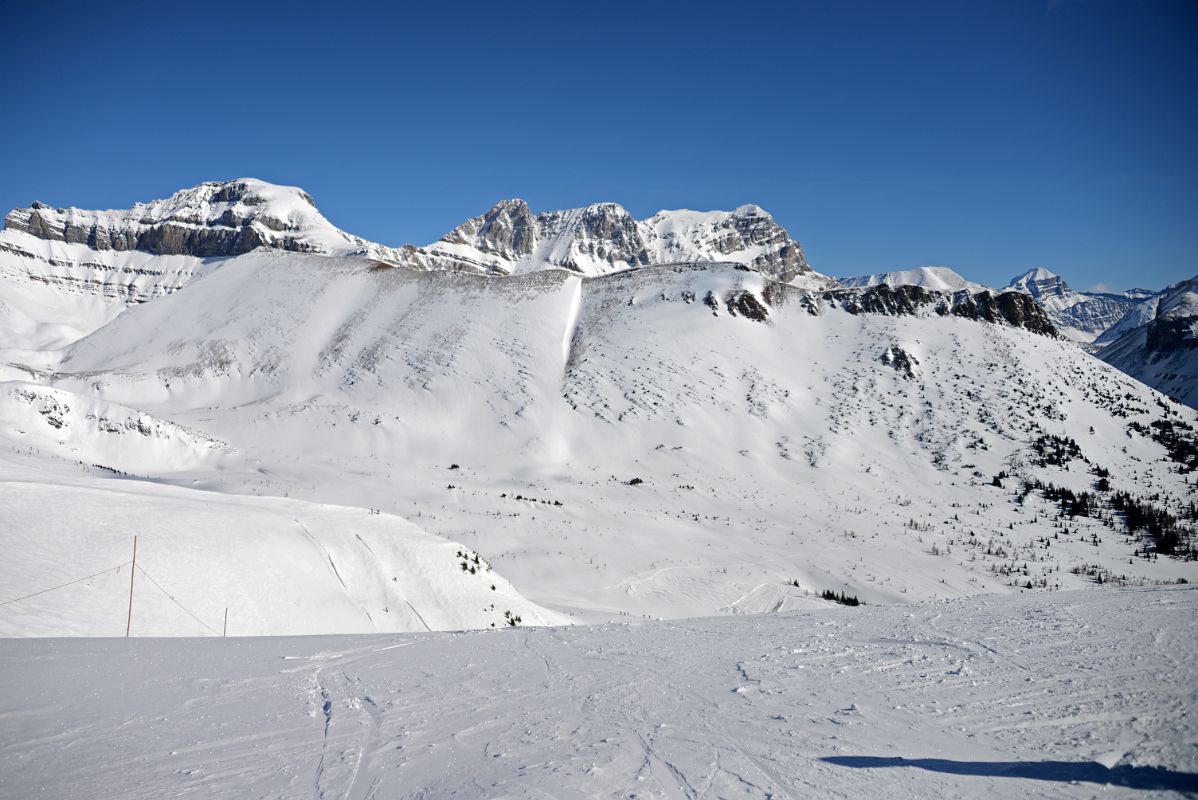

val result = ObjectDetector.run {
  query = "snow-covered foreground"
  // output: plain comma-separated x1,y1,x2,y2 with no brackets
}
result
2,586,1195,799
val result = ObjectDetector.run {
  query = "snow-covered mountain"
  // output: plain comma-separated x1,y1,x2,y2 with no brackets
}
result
1,179,1195,638
1098,276,1198,408
839,266,988,293
2,178,408,261
0,179,412,351
0,180,836,352
415,200,821,281
1004,268,1150,343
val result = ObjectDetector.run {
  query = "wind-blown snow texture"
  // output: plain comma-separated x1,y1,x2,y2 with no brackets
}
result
1,587,1195,799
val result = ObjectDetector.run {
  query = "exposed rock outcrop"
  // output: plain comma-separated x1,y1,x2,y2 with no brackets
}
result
820,284,1058,336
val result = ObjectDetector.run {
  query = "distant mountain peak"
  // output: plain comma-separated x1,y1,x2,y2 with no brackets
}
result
838,266,987,293
1009,267,1061,285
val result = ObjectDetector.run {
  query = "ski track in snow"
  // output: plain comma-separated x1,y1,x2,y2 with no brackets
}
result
1,587,1196,799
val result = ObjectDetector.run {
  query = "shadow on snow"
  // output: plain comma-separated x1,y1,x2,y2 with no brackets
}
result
822,756,1198,792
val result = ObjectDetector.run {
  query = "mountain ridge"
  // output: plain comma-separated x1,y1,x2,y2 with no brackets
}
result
1,179,1195,637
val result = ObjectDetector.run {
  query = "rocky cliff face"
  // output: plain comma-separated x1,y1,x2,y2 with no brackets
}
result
437,199,538,261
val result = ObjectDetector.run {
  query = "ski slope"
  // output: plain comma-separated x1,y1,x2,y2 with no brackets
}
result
0,448,564,637
1,586,1194,799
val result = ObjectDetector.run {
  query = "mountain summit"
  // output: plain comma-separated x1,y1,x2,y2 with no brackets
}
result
408,199,814,281
839,266,987,293
4,178,403,262
4,179,819,283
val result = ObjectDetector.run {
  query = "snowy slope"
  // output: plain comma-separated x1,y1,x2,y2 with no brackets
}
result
0,228,217,351
0,448,564,637
839,266,987,292
2,252,1190,630
1,586,1195,799
0,380,230,473
2,180,1196,637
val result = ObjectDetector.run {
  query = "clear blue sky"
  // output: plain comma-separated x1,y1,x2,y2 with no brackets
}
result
2,0,1195,290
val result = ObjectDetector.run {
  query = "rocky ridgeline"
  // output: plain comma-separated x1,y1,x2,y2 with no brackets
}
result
5,181,812,282
413,198,810,281
3,178,1060,341
817,284,1057,335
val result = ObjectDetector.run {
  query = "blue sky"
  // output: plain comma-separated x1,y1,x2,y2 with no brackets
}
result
2,0,1194,290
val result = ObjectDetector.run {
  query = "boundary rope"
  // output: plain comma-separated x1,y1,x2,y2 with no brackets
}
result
135,564,222,636
0,562,131,607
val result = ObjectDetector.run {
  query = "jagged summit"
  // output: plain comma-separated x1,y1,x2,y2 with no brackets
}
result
418,196,813,280
1006,268,1073,302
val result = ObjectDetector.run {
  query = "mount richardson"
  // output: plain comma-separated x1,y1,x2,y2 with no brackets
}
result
0,178,1196,638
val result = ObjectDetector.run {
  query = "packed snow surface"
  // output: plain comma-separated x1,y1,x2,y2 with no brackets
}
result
1,586,1195,799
